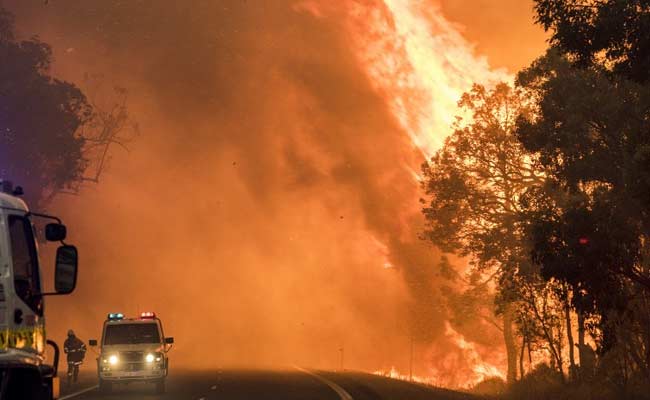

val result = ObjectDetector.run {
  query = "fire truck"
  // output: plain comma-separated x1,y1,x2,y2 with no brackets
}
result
89,312,173,394
0,181,79,400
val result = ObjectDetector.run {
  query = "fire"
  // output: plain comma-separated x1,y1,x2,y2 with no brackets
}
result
375,323,505,389
374,366,442,387
292,0,511,387
345,0,511,387
347,0,510,156
443,322,505,386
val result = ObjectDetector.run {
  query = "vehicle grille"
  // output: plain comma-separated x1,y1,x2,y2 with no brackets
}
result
113,362,147,371
119,351,144,362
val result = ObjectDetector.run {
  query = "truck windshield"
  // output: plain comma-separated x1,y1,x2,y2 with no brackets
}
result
104,323,160,345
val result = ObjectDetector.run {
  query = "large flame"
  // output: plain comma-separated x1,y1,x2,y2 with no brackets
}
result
375,322,505,388
348,0,510,156
346,0,511,387
441,322,506,386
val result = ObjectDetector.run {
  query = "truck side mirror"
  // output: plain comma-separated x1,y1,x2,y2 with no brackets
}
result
45,223,67,242
89,339,97,346
165,337,174,344
55,245,78,294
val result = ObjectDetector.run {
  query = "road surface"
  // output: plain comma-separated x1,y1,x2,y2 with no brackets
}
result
59,369,478,400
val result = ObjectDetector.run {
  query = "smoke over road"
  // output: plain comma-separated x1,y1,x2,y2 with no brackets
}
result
4,0,544,387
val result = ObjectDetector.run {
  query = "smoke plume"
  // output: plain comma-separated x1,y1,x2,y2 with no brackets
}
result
2,0,541,386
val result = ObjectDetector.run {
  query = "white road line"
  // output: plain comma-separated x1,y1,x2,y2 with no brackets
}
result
295,367,353,400
59,384,99,400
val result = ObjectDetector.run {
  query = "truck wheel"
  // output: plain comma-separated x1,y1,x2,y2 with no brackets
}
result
99,379,112,394
44,376,58,400
155,379,166,394
7,370,47,400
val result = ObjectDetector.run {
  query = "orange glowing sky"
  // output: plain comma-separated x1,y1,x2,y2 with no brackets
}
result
437,0,548,73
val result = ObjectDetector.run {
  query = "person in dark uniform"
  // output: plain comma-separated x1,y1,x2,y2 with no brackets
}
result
64,329,86,384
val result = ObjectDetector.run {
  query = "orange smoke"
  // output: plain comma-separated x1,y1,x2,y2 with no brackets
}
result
3,0,545,389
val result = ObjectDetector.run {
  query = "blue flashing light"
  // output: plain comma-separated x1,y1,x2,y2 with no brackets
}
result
107,313,124,320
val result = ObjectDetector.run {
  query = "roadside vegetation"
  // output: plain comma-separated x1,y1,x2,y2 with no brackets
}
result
0,7,135,208
421,1,650,399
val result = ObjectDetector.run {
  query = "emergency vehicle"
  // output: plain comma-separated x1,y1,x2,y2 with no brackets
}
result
89,312,173,394
0,181,79,400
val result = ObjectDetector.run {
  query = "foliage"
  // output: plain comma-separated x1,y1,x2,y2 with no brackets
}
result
421,83,553,384
72,75,138,190
0,7,136,208
470,376,506,397
534,0,650,83
513,277,567,374
0,8,90,207
421,83,540,272
424,0,650,392
435,255,503,337
517,15,650,309
517,49,650,239
505,0,650,392
507,363,566,400
519,0,650,334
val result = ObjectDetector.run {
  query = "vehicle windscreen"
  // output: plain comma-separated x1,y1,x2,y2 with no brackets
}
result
104,323,160,345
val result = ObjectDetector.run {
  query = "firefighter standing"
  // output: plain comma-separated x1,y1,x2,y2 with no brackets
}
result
64,329,87,384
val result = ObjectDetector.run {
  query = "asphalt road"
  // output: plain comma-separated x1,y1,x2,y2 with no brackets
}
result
59,369,479,400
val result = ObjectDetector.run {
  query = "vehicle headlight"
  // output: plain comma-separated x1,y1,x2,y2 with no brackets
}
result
108,355,119,365
145,353,155,363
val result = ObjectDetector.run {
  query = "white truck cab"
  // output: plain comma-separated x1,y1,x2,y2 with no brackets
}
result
0,181,79,400
89,312,173,394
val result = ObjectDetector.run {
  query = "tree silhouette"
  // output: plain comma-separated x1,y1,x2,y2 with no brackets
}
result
421,83,543,384
0,8,135,208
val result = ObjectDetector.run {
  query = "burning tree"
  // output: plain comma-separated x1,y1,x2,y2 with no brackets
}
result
421,83,547,384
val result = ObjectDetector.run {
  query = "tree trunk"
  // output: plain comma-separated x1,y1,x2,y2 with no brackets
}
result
578,311,586,365
547,327,566,380
549,326,556,371
556,328,567,381
642,293,650,379
528,337,533,368
503,303,518,384
519,335,526,380
566,303,576,381
576,310,597,380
